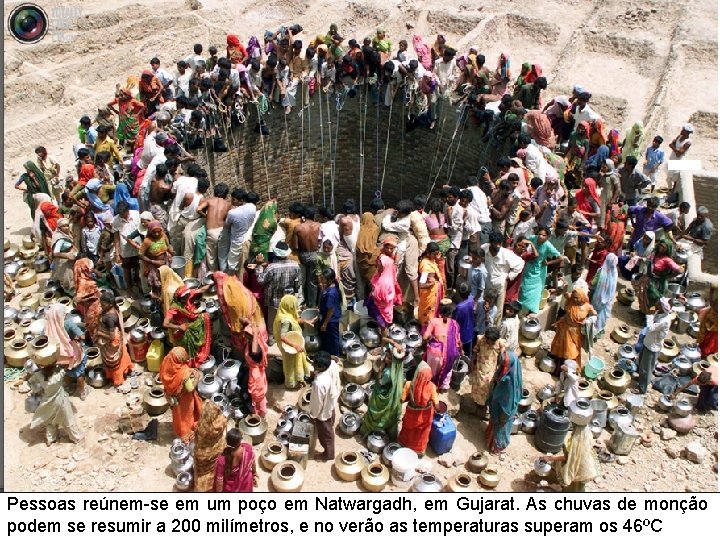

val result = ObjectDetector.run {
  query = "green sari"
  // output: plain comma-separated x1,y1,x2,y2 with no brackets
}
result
360,351,405,439
249,201,277,259
21,161,51,219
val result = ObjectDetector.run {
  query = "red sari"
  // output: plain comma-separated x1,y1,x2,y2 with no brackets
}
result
160,347,203,440
605,203,627,255
586,246,608,284
398,361,437,454
166,287,212,368
73,259,102,342
698,306,718,358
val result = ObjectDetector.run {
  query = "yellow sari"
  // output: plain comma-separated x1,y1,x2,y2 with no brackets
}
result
159,265,184,314
418,258,444,325
272,295,311,388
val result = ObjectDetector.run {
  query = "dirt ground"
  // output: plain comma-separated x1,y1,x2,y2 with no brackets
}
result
3,0,718,492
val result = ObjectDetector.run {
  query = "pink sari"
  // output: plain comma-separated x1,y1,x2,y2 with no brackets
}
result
366,254,402,327
423,318,461,390
214,443,254,492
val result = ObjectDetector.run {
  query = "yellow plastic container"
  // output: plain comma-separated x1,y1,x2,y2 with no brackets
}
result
146,339,165,373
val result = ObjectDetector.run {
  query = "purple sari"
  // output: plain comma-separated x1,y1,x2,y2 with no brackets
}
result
426,319,461,390
213,443,254,493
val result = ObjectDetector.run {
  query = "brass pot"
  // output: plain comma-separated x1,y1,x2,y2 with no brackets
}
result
86,347,101,367
361,463,389,492
57,296,73,309
39,290,59,306
260,442,288,471
341,358,373,384
30,336,59,367
447,472,477,493
143,386,169,416
297,387,313,412
115,296,132,319
519,337,542,357
692,360,711,378
4,338,30,368
600,368,631,395
611,324,632,344
18,293,40,311
4,327,17,348
270,461,305,492
595,389,619,410
478,467,500,488
19,246,39,260
21,236,35,250
466,451,489,473
617,287,635,306
238,414,268,446
577,379,595,399
15,267,37,288
334,451,364,481
658,338,679,363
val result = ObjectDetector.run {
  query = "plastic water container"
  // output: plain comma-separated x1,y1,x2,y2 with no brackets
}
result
145,339,165,373
429,412,457,455
584,356,605,379
391,447,418,488
534,405,571,454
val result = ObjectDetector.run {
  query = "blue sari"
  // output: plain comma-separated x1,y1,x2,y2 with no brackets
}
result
113,182,139,212
519,236,560,313
486,351,522,453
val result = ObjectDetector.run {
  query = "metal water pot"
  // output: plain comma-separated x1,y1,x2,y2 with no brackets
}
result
521,317,542,340
359,321,381,348
681,343,702,363
341,331,360,353
610,424,639,456
569,398,593,426
345,342,368,367
387,325,406,343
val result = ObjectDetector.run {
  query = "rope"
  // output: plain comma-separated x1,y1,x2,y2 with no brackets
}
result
375,79,381,196
428,104,447,182
378,87,395,195
318,86,327,207
446,105,469,183
325,88,334,210
358,82,367,211
426,104,467,200
330,88,345,212
254,101,271,200
299,81,305,203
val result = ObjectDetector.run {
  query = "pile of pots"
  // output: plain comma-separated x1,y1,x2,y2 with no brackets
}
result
169,439,194,491
4,237,46,290
519,317,542,357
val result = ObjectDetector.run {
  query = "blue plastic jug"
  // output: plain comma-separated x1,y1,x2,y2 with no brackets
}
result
429,412,456,455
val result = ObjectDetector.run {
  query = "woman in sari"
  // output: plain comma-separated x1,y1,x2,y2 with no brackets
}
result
584,144,609,173
524,110,556,149
360,344,404,439
273,294,313,390
550,287,596,373
108,88,145,145
365,237,403,329
397,361,439,455
113,182,139,212
576,177,601,263
586,233,610,283
698,285,718,358
518,227,563,313
424,198,450,257
591,253,618,336
588,119,607,157
249,200,278,260
417,242,445,326
46,303,89,399
634,239,683,315
621,120,645,161
50,218,78,294
193,401,228,492
74,258,102,342
544,422,598,491
214,271,269,416
84,179,114,223
160,347,203,441
37,199,62,254
564,122,590,188
486,349,522,454
29,363,84,446
16,161,51,220
214,428,258,493
96,290,133,387
318,268,342,356
544,95,571,141
423,302,462,392
605,195,628,255
139,221,172,298
163,286,212,368
138,70,163,116
355,212,380,291
607,128,621,158
159,265,184,314
227,34,248,65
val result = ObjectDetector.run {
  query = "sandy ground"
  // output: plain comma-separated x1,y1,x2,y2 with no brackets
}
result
3,0,718,492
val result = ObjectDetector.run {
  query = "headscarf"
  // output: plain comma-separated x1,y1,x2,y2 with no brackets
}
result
607,128,620,156
408,360,434,407
140,221,169,257
247,36,261,58
227,34,241,48
591,253,618,306
50,218,74,251
113,182,139,211
567,287,591,324
85,179,112,213
249,201,278,259
496,53,510,81
576,121,591,139
524,64,542,83
78,163,95,186
524,110,556,148
585,144,610,170
159,265,184,314
356,212,380,257
40,201,62,232
591,119,607,145
273,294,301,345
655,237,674,258
45,303,74,363
160,347,191,397
576,178,600,215
139,70,162,97
193,401,228,493
171,286,202,320
621,120,645,160
23,160,50,197
33,193,52,238
413,35,432,70
634,231,655,257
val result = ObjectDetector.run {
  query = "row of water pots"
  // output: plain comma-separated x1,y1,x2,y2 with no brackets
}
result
169,438,195,491
5,237,48,287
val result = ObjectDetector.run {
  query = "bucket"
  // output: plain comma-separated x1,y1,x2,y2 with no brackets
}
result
610,424,639,456
584,356,605,379
391,447,418,488
590,399,608,427
170,256,187,279
349,302,372,334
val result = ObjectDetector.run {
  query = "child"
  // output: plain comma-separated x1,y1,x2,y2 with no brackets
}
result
557,196,590,264
643,135,665,192
81,212,101,263
557,264,589,317
499,300,521,355
475,288,499,338
512,209,536,244
206,46,219,71
468,248,487,312
396,39,408,63
453,282,475,356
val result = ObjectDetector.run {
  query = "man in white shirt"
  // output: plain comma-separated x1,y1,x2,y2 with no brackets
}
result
309,352,341,461
150,57,174,100
431,48,457,128
185,44,204,72
222,188,258,275
382,200,417,306
176,177,209,276
518,134,549,181
459,189,482,263
445,187,464,289
465,176,492,244
637,298,674,393
174,60,191,98
571,92,601,129
481,231,525,313
112,201,141,292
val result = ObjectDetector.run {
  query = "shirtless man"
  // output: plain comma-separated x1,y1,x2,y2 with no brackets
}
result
198,182,231,271
148,163,173,228
490,180,514,234
293,205,321,307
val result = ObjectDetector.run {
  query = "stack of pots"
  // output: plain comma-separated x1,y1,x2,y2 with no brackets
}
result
169,439,194,490
343,342,372,385
519,317,542,357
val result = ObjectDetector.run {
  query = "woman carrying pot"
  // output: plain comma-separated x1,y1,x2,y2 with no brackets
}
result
194,401,228,492
541,421,598,492
96,289,133,388
160,346,203,441
273,294,313,390
45,303,89,400
163,286,212,369
29,360,84,446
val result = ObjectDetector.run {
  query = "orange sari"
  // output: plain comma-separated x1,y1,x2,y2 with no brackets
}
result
418,258,444,326
160,347,203,440
95,307,133,386
398,361,438,454
550,288,594,367
73,259,102,342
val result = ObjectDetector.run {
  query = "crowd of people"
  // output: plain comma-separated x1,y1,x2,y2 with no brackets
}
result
12,22,718,494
